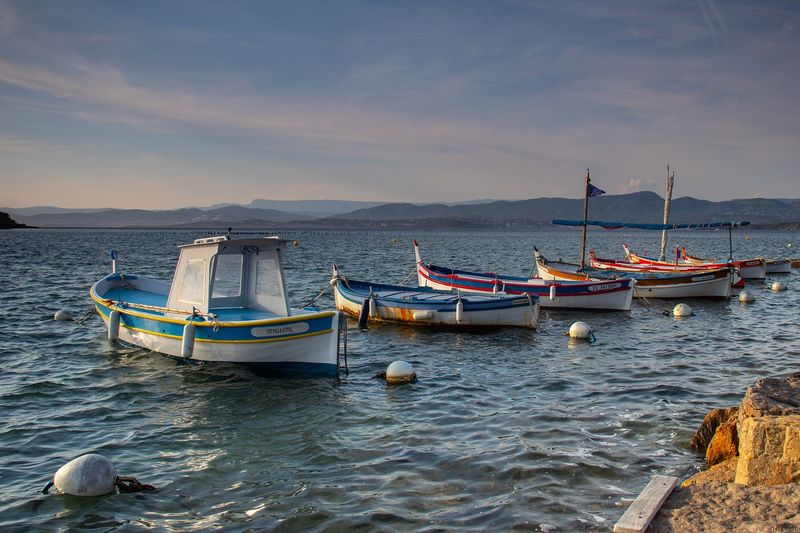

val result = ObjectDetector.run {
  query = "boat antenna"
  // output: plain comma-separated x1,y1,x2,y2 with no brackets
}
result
580,169,590,270
658,166,675,261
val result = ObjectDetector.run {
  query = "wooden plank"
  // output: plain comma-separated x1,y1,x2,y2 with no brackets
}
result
614,474,678,533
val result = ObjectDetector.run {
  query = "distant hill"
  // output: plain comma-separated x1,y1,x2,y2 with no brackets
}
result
334,192,800,225
0,211,30,229
7,192,799,228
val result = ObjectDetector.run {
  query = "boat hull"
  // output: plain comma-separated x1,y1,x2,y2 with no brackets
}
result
332,277,538,329
91,275,342,376
626,246,767,280
766,259,792,274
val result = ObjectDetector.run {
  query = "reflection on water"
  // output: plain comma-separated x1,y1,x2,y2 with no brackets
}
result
0,228,797,530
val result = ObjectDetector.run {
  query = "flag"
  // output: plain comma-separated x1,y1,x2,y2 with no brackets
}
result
587,182,605,197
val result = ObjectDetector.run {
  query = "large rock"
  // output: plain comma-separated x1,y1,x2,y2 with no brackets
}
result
735,415,800,485
738,372,800,421
705,417,738,466
690,407,738,454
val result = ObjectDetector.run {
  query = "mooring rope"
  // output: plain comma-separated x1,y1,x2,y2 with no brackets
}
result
396,267,417,286
299,283,331,308
74,304,98,324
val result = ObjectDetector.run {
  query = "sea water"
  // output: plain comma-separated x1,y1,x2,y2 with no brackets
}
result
0,228,797,531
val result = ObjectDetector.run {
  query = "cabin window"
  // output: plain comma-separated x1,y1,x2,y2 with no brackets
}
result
255,255,283,299
212,254,242,298
177,258,206,306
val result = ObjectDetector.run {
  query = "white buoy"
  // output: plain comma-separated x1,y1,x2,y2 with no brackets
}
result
52,454,118,496
181,323,196,358
54,309,74,321
568,321,592,339
672,303,693,317
386,361,416,384
739,290,756,303
108,310,121,340
771,281,787,292
549,284,557,301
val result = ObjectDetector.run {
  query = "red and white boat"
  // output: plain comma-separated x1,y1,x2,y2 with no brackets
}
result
621,245,765,280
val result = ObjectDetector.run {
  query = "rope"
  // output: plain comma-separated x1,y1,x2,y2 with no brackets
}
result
299,283,331,308
74,304,98,324
396,268,417,286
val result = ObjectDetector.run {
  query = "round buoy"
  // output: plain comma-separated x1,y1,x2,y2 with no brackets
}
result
568,321,592,339
51,454,118,496
672,303,693,317
53,310,74,321
771,281,787,291
292,240,300,247
385,361,416,384
739,290,756,303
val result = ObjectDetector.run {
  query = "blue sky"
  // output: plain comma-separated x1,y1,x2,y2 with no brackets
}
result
1,0,798,208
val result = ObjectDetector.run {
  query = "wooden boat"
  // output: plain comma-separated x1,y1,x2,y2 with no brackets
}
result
90,236,346,376
413,240,633,311
765,259,792,274
331,266,539,329
625,245,766,280
535,249,732,299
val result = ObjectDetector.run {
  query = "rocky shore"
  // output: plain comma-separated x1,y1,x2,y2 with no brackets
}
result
649,372,800,532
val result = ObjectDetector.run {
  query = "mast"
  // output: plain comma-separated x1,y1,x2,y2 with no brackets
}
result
658,166,675,261
579,168,590,270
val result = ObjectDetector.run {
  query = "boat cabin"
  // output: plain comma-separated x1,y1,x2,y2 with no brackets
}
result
165,236,290,318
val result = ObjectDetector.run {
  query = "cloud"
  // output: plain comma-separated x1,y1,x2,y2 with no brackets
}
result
0,2,17,36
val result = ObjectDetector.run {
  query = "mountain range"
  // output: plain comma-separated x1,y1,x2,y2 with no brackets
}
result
4,192,799,229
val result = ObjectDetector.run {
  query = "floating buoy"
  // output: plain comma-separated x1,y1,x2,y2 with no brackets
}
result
739,290,756,303
672,303,693,317
53,309,74,321
292,240,300,247
48,454,118,496
549,284,557,301
385,361,416,384
108,309,121,340
568,321,592,339
771,281,787,292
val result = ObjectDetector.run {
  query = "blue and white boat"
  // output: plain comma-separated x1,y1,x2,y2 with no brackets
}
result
90,235,346,376
332,266,539,329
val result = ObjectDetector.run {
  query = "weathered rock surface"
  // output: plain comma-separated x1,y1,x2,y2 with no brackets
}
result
690,407,738,454
735,414,800,486
738,372,800,421
705,417,739,466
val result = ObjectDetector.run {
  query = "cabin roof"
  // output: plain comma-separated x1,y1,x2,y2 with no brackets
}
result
178,235,289,250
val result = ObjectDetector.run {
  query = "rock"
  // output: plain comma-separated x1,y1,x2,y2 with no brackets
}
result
690,407,738,454
735,415,800,485
738,372,800,422
705,417,739,466
681,457,737,488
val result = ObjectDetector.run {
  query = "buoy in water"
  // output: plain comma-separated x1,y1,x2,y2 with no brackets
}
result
771,281,787,291
568,321,592,339
53,309,74,321
672,303,693,317
385,360,416,384
739,290,756,303
48,454,118,496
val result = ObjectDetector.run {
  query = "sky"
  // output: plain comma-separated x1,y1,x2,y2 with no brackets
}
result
1,0,799,209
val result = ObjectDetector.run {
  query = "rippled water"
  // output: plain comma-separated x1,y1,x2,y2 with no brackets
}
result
0,228,798,531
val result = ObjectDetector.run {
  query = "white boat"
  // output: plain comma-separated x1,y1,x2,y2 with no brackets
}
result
413,241,633,311
90,235,346,376
766,259,792,274
332,266,538,329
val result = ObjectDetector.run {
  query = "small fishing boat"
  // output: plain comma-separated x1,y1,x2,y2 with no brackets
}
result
331,266,539,329
535,249,732,299
765,259,792,274
413,241,633,311
90,235,346,376
623,245,766,280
